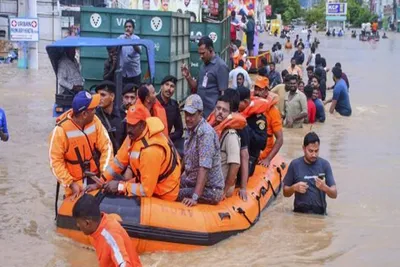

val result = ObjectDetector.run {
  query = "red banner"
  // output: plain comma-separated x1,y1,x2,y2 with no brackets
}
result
265,5,272,16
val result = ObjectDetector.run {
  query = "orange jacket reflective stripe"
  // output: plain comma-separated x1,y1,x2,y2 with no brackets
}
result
48,110,113,194
104,117,181,201
135,99,168,137
91,213,142,267
207,112,247,138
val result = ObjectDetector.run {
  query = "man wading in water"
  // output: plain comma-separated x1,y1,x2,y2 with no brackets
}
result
283,132,337,215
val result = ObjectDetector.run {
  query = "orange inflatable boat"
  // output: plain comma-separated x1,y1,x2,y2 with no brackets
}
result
56,155,287,253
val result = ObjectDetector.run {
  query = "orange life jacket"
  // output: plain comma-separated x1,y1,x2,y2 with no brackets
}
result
241,97,270,118
233,54,248,70
136,99,169,137
55,110,102,182
127,117,181,201
91,213,142,267
207,112,247,138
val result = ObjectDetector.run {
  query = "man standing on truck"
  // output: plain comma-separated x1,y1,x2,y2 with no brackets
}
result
118,19,142,86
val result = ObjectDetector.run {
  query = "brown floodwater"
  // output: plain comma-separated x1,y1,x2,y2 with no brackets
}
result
1,31,400,267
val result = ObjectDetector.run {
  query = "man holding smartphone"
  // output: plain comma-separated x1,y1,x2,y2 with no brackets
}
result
283,132,337,215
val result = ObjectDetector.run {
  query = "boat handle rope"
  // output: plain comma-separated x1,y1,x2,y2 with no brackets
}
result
266,180,277,198
234,186,266,227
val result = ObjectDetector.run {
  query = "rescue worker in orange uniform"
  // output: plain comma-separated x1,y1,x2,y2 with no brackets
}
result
252,76,284,167
73,194,142,267
136,83,169,137
102,102,181,201
49,91,113,198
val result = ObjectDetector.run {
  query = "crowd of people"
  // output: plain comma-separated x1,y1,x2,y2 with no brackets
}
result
39,20,345,266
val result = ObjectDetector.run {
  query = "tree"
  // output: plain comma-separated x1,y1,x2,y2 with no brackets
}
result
270,0,303,24
304,0,377,28
304,0,326,27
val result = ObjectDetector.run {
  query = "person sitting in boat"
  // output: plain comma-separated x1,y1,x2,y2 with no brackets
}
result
57,47,84,95
136,83,168,137
252,77,283,168
222,89,251,201
207,94,247,199
102,101,181,201
156,75,184,144
95,81,125,155
178,94,225,207
237,86,268,176
382,32,388,39
48,91,113,199
120,83,138,120
351,30,357,38
283,132,337,215
73,194,142,267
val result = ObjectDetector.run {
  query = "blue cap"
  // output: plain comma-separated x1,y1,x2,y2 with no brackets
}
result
72,91,100,113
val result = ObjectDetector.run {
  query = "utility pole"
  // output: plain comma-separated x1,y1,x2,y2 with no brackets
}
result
394,0,397,31
28,0,38,69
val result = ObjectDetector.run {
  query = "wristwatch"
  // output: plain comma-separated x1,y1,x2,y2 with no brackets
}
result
192,193,199,201
118,182,127,194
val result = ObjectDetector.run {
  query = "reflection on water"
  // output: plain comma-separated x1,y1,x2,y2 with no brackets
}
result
1,32,400,266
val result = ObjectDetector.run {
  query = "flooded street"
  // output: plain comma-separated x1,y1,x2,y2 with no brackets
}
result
1,31,400,266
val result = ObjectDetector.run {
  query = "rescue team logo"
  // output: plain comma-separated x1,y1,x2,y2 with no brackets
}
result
90,13,102,28
209,32,218,43
85,92,92,99
150,17,163,32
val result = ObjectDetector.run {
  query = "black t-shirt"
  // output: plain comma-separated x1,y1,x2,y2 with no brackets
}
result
96,107,124,154
237,127,249,150
246,114,267,160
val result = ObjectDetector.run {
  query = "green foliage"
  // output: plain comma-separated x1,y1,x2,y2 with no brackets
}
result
271,0,303,23
347,0,378,26
304,0,326,27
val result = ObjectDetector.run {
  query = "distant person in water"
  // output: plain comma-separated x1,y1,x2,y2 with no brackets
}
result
324,67,352,116
0,107,9,142
283,132,337,215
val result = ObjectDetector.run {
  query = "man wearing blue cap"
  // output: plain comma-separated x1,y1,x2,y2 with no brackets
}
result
49,91,113,199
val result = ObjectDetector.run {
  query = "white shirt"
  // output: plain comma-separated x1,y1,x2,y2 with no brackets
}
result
229,66,252,89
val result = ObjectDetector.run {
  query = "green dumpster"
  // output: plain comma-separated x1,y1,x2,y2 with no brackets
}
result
188,16,231,78
79,7,190,103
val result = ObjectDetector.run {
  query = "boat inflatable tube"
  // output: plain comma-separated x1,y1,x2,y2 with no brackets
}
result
56,155,287,253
